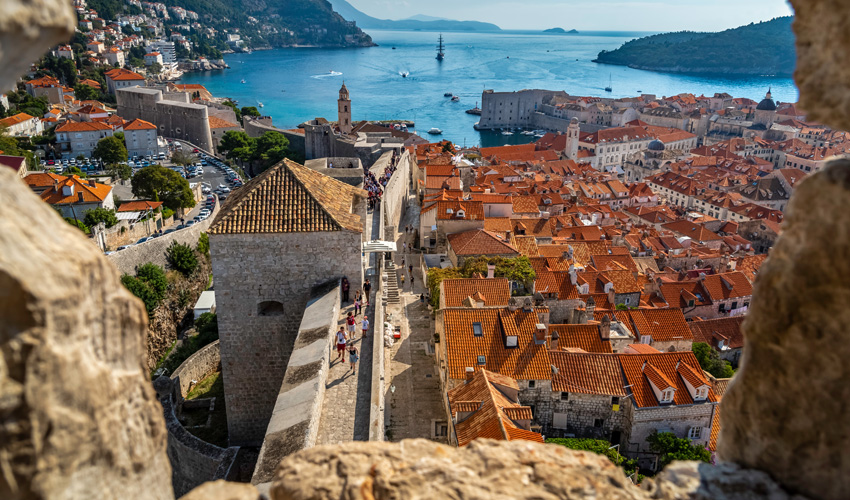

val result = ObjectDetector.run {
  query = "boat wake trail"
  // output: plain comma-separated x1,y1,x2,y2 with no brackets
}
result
311,71,343,79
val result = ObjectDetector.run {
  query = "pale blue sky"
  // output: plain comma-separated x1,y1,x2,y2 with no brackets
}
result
347,0,794,31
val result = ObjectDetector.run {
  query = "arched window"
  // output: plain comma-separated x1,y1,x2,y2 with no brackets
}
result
258,301,284,316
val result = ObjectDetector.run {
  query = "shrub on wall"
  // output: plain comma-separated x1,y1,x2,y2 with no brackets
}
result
121,262,168,316
166,241,198,276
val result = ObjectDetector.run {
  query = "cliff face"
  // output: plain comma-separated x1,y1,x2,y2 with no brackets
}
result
594,17,795,76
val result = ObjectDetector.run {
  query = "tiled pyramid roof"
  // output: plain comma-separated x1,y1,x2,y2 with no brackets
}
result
209,159,365,235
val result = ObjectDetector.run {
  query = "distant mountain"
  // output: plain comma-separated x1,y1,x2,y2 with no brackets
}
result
405,14,449,22
330,0,502,31
543,28,578,34
593,17,795,76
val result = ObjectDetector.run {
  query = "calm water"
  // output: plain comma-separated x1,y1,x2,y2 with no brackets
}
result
180,30,798,148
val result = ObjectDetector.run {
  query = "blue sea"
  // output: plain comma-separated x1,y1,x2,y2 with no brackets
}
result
179,30,798,148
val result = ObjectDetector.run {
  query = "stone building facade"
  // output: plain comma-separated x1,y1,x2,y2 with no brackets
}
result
209,159,366,446
117,86,214,152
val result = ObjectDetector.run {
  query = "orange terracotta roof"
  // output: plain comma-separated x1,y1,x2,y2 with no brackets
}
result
443,307,552,381
105,68,144,81
435,200,484,221
600,309,692,342
448,369,543,447
619,352,716,408
117,200,162,212
0,113,35,127
550,351,625,395
447,229,518,257
209,159,365,235
534,271,580,300
701,272,753,301
709,406,721,452
441,278,511,308
209,115,238,129
550,324,612,353
625,344,661,354
689,316,745,350
28,174,112,204
56,121,112,132
123,118,156,131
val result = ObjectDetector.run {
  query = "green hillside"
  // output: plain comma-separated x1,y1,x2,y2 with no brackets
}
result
593,17,795,76
88,0,374,48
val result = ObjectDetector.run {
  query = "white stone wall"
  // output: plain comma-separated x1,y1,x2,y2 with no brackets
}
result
626,402,716,468
210,230,363,446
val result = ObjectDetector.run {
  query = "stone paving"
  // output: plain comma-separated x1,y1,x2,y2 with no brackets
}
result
314,200,379,445
384,196,447,443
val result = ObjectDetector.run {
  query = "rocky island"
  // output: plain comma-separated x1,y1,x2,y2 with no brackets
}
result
543,28,579,34
593,16,795,76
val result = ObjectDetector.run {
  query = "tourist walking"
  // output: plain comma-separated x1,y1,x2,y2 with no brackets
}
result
346,311,357,340
335,327,348,362
354,295,362,316
341,277,350,303
410,274,415,288
348,345,359,374
400,274,405,288
361,316,370,337
363,279,371,305
408,264,413,275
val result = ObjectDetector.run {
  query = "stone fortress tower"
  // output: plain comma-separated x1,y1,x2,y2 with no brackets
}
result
208,159,366,445
338,82,352,135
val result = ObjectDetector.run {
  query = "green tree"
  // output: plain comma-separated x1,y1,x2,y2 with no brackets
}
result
647,431,712,469
59,58,78,86
241,106,261,118
253,131,291,171
197,232,210,257
426,267,463,309
131,165,196,211
166,241,199,276
65,166,86,177
107,162,132,180
547,438,639,477
92,136,128,164
171,149,196,166
148,62,162,75
692,342,735,378
218,130,253,161
121,262,168,316
64,217,89,233
83,207,119,228
74,83,99,101
459,256,537,294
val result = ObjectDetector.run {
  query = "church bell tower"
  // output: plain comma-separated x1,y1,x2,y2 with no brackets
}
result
338,82,352,135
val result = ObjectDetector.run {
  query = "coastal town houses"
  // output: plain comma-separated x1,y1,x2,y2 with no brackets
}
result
0,112,44,137
123,118,164,158
55,121,114,159
105,68,145,94
24,172,114,218
689,315,746,367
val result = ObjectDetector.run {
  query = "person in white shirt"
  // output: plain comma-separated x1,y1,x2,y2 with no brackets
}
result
335,327,348,362
361,316,370,337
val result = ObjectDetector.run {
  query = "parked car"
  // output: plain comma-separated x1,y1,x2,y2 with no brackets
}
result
135,237,153,244
117,245,134,251
163,229,176,236
185,220,196,227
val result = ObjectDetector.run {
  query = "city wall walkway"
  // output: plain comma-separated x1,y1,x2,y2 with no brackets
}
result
314,190,380,444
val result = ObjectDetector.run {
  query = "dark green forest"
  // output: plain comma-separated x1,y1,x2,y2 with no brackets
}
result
594,17,795,76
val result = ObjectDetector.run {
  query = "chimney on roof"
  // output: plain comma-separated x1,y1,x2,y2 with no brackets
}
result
465,367,475,383
599,315,611,340
534,323,547,345
487,264,495,279
550,329,559,350
88,178,96,187
53,178,59,192
508,297,519,312
523,297,534,313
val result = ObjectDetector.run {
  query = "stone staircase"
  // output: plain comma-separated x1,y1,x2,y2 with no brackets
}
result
385,263,401,304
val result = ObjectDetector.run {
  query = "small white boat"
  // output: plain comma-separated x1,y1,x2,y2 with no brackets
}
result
428,128,443,135
451,96,460,102
258,102,264,108
521,130,534,136
240,79,246,84
501,130,514,136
